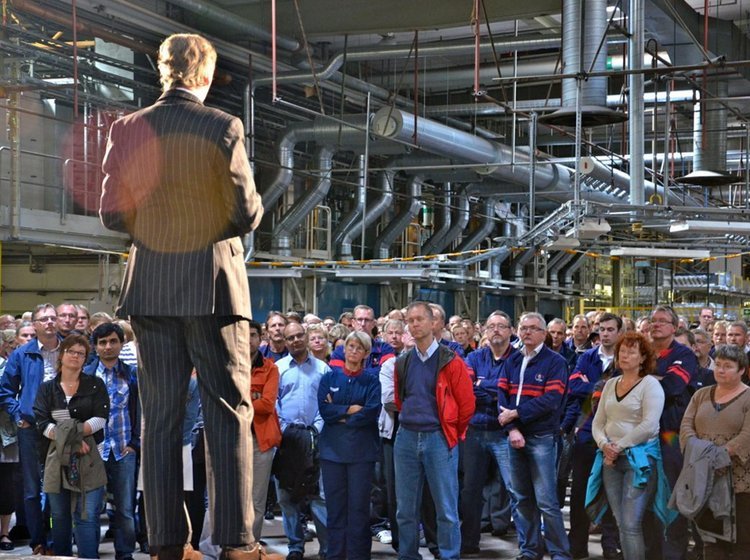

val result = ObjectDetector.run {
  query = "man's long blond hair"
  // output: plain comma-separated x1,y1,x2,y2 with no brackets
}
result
157,33,216,91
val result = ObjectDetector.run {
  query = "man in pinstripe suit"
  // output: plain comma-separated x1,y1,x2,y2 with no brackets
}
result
100,34,280,560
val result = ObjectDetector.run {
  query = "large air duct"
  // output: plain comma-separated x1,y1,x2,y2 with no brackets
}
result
372,107,624,204
373,176,423,259
548,250,578,289
677,79,737,186
562,253,587,288
421,183,452,256
454,198,499,253
332,154,367,256
512,248,538,284
540,0,625,127
272,148,334,256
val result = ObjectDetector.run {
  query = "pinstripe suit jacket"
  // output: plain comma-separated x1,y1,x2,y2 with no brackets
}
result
100,89,262,318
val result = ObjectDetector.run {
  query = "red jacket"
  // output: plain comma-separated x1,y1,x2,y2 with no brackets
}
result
251,354,282,452
394,344,475,448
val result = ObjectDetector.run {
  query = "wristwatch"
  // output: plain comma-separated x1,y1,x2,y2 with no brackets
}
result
16,420,24,427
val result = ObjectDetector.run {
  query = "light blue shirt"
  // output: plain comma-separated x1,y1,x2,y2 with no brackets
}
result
276,352,330,433
415,338,440,363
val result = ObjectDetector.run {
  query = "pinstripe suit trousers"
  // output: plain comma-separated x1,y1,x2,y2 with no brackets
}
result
131,315,254,547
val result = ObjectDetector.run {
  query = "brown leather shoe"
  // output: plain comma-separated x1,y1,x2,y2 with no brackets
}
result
220,544,283,560
157,544,203,560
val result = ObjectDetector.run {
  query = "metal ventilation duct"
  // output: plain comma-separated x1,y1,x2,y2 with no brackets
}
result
454,198,499,253
373,176,423,259
421,182,452,256
676,80,738,187
540,0,626,127
372,107,624,204
272,148,334,256
332,154,367,256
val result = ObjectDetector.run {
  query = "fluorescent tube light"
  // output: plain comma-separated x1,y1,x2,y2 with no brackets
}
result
670,220,750,234
610,247,710,259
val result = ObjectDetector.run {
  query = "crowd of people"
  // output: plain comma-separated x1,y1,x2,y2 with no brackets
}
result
0,300,748,560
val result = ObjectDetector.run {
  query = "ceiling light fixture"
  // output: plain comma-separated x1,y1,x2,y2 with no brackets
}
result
670,220,750,234
610,247,710,259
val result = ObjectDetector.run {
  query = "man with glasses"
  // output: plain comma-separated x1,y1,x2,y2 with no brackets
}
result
330,305,394,371
274,323,329,560
698,306,715,331
56,302,79,337
498,312,571,560
0,303,61,555
645,305,697,560
460,311,519,556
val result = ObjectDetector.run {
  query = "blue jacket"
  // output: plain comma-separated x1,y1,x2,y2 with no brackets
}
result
586,438,678,529
83,357,141,452
563,347,615,439
657,340,697,434
318,366,382,463
466,345,517,430
497,345,568,436
0,339,48,424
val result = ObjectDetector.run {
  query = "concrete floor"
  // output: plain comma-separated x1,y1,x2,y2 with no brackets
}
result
0,511,611,560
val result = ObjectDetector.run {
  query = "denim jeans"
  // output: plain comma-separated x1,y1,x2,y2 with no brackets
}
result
17,426,46,549
275,474,328,555
508,432,571,560
460,427,515,549
394,428,460,560
602,454,656,560
48,485,105,558
105,452,137,560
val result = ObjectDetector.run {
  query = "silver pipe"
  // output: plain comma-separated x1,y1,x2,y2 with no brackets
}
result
272,147,334,256
562,0,607,107
490,247,512,278
421,182,453,255
373,176,423,259
512,248,537,283
433,183,472,254
548,250,577,289
628,0,645,205
694,79,728,173
422,90,701,117
562,253,587,288
454,198,498,252
333,154,367,255
165,0,299,51
260,123,317,211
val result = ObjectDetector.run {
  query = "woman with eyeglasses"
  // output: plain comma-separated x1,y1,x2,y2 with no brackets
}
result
33,334,109,558
318,331,382,560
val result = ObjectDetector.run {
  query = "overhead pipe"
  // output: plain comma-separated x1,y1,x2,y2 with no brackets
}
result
423,89,698,117
421,182,452,255
542,0,625,127
332,154,367,256
629,0,646,205
562,253,587,288
337,154,462,259
512,248,538,283
548,250,578,289
272,147,334,256
432,184,472,254
371,107,624,204
490,248,513,279
454,198,499,253
254,35,562,91
373,176,423,259
262,115,404,212
165,0,299,51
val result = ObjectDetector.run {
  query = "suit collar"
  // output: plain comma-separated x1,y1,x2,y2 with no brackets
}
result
156,88,204,105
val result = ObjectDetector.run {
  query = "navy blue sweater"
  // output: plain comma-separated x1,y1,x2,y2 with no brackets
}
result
497,345,568,436
317,366,382,463
563,347,614,441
